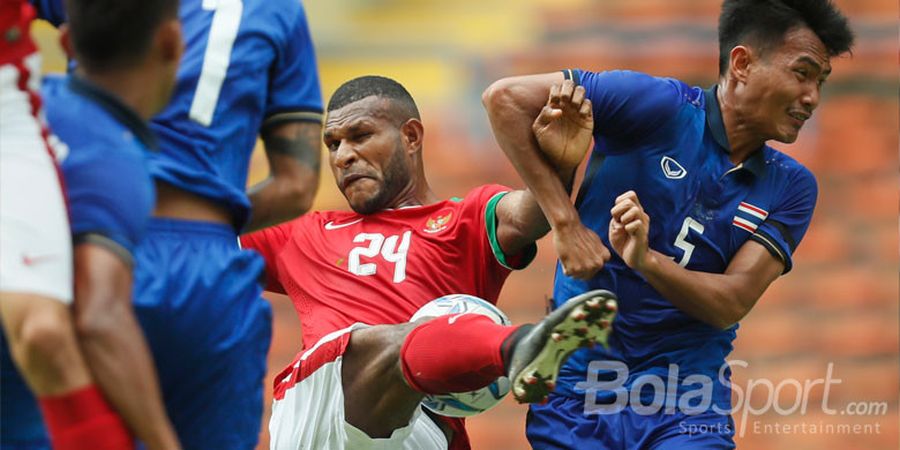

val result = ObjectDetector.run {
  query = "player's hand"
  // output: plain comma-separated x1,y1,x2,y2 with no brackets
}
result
532,80,594,172
609,191,651,271
554,221,610,280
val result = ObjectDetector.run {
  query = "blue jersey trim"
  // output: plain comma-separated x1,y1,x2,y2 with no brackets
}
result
74,233,134,266
68,76,157,150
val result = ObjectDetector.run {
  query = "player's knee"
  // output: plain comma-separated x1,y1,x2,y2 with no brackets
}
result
14,306,78,372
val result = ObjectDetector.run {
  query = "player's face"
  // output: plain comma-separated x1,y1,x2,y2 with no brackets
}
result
741,26,831,144
324,97,413,214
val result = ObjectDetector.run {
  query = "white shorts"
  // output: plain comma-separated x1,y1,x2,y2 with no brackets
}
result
269,323,449,450
0,53,72,303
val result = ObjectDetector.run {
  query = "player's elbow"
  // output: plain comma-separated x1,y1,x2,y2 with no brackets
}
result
74,292,131,344
712,300,753,330
482,78,523,118
283,175,318,217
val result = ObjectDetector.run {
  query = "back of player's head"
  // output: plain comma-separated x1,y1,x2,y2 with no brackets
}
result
65,0,179,72
327,76,421,124
717,0,854,76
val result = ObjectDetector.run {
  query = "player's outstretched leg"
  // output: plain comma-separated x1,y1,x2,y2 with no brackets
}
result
506,289,618,403
339,290,617,442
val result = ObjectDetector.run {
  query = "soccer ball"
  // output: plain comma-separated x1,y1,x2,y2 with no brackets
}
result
409,294,511,417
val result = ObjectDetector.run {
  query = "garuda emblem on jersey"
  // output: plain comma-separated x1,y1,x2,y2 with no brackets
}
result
424,212,453,234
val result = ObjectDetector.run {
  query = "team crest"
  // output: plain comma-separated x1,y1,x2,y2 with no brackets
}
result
424,211,454,234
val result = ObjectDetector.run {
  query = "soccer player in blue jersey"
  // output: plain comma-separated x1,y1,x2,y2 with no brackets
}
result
2,0,183,449
134,0,323,448
484,0,854,448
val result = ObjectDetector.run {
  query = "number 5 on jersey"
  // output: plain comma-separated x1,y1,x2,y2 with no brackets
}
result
348,231,412,283
673,217,704,267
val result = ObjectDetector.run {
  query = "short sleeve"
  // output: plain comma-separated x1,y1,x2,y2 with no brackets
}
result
63,150,153,265
262,3,323,128
750,168,818,274
459,185,537,272
240,221,293,294
567,69,683,149
484,192,538,270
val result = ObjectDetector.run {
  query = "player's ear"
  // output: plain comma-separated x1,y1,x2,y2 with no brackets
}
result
400,118,424,155
58,24,74,60
156,18,184,67
728,45,753,84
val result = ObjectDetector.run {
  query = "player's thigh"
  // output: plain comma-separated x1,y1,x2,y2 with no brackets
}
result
0,65,72,304
344,405,447,450
527,394,623,450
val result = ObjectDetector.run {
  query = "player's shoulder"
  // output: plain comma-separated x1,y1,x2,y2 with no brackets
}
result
577,69,692,100
460,184,513,203
762,145,816,185
242,0,306,31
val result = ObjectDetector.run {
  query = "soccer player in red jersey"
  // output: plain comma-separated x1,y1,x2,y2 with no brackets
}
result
241,75,617,449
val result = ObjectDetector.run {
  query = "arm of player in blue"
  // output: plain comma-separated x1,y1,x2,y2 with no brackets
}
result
262,1,323,127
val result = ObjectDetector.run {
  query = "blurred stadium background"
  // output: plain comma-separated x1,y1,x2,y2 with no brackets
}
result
33,0,897,448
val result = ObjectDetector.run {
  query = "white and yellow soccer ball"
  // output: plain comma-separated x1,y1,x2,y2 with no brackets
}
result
409,294,512,417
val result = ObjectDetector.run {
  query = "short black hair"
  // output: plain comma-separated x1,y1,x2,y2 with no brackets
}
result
718,0,855,76
327,76,421,123
65,0,178,72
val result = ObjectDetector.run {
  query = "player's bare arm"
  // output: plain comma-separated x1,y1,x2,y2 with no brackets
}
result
494,80,595,257
73,244,180,450
484,73,609,279
245,120,322,232
610,190,784,329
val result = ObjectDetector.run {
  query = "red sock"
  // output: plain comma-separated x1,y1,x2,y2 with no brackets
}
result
38,385,134,450
400,314,519,394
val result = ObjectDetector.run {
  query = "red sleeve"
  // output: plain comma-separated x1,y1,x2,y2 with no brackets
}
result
240,221,293,294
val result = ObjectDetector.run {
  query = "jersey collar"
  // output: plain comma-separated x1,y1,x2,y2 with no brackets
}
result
704,85,766,178
68,75,158,150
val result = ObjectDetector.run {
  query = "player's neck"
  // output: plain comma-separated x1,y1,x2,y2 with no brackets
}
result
717,81,766,165
387,179,439,210
77,66,160,121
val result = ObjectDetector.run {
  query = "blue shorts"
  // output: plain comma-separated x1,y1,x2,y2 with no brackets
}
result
134,218,272,450
527,394,735,450
0,331,50,449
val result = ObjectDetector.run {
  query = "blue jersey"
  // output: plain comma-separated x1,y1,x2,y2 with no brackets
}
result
149,0,323,229
45,75,156,261
553,70,817,409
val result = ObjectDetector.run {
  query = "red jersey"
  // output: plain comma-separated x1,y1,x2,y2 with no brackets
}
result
241,184,535,347
0,0,37,66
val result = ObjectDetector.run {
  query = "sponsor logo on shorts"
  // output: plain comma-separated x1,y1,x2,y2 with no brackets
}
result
21,253,57,266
